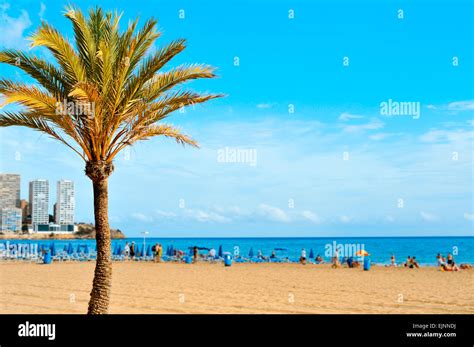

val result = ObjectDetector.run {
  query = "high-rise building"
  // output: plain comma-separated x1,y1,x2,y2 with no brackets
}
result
0,173,20,209
0,207,22,232
29,179,49,228
55,180,75,225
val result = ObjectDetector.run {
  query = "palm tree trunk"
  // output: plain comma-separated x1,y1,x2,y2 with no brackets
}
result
85,161,114,314
87,178,112,314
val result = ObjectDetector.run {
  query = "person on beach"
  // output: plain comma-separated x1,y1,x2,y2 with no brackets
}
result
411,256,420,268
436,253,446,267
124,242,130,260
193,246,198,263
332,250,340,268
270,250,276,259
315,254,324,264
154,243,162,263
209,248,216,259
447,253,459,271
404,256,411,268
437,253,452,271
390,255,396,266
130,242,136,260
300,248,307,265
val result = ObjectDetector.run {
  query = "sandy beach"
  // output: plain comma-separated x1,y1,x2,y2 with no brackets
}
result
0,262,472,314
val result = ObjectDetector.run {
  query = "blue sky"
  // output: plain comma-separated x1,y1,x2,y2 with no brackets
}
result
0,0,473,237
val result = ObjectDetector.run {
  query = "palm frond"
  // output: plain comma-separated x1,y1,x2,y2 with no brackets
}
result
142,64,217,101
0,110,86,159
0,49,70,97
1,6,222,164
29,22,86,83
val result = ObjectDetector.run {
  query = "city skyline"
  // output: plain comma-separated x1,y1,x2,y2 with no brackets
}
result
0,173,75,232
0,0,473,237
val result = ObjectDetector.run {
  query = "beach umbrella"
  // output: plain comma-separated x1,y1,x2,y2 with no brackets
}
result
218,245,223,258
50,242,56,256
187,246,210,251
84,244,89,254
169,245,174,256
117,244,122,255
67,243,74,255
309,249,314,259
355,250,369,256
63,245,68,252
146,245,152,257
76,244,82,253
249,248,254,258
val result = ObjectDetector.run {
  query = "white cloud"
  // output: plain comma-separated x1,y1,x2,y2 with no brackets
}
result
419,129,474,143
463,213,474,221
154,210,177,219
131,212,153,222
340,215,352,223
0,3,32,49
38,2,46,19
420,211,438,222
369,133,390,141
301,210,322,224
256,103,275,109
342,118,384,133
338,112,364,121
258,204,290,222
185,209,231,223
447,100,474,111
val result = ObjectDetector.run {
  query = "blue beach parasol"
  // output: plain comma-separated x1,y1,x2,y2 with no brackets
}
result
249,248,254,258
50,242,56,256
84,244,89,254
309,249,314,259
67,243,74,255
218,245,223,258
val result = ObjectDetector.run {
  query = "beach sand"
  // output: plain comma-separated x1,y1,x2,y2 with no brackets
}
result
1,262,472,314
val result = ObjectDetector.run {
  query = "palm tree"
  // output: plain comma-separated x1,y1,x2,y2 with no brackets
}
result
0,6,221,314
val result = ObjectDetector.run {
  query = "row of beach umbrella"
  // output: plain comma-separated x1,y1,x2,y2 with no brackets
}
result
20,242,366,260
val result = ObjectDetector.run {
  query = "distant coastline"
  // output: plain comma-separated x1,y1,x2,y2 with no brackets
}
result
0,223,126,240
